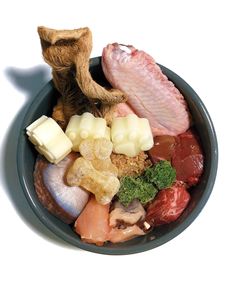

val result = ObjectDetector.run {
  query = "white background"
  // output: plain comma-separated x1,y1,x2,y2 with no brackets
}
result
0,0,234,280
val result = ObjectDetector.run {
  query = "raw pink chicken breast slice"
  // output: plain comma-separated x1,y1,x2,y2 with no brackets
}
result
102,43,190,136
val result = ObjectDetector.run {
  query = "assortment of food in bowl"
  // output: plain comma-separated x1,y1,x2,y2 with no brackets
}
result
18,26,217,251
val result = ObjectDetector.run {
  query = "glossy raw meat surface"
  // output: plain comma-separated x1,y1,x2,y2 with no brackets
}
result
74,196,111,246
146,181,190,226
102,43,190,136
172,130,204,186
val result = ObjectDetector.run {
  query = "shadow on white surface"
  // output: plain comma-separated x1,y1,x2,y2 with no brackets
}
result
2,66,75,249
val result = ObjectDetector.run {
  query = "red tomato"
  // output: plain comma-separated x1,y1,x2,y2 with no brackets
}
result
146,181,190,226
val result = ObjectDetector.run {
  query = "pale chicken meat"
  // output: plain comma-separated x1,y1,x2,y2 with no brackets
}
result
109,200,146,226
114,102,135,118
74,197,146,245
108,200,146,243
74,196,111,246
108,225,145,243
102,43,190,136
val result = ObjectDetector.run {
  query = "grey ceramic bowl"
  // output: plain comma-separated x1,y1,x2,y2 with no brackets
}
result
17,57,218,255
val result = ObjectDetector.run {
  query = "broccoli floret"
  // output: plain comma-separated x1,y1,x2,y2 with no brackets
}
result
144,160,176,190
117,176,157,207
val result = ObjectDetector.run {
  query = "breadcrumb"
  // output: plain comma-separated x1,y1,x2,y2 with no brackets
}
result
111,152,152,177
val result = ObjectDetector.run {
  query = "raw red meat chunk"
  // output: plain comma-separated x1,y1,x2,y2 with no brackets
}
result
148,130,204,186
172,130,204,186
146,181,190,226
148,135,176,162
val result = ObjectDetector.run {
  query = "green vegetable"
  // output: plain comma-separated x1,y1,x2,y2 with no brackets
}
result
144,160,176,190
117,160,176,207
117,176,157,207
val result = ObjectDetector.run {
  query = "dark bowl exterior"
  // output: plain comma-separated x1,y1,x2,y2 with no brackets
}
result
17,57,218,254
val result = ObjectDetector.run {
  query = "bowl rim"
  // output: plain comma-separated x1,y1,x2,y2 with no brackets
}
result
17,57,218,255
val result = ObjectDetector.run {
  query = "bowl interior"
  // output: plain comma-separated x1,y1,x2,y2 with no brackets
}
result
17,57,218,254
